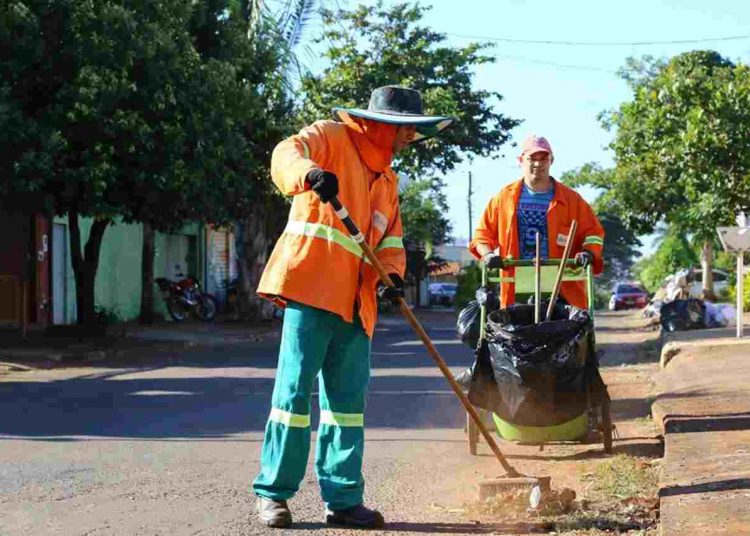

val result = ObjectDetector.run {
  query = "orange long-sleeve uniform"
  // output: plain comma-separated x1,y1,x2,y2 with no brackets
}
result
469,178,605,309
257,120,406,338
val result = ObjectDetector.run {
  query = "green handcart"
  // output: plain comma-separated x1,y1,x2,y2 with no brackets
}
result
466,258,614,454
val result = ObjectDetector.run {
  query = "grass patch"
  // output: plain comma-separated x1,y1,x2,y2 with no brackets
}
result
587,454,659,501
550,455,661,533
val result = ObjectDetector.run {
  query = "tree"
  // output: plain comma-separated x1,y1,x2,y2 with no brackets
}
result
1,1,257,327
562,164,642,285
137,1,296,324
229,0,318,322
594,51,750,299
299,1,520,295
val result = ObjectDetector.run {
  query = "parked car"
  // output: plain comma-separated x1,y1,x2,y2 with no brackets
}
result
608,282,649,311
428,282,458,306
688,268,730,298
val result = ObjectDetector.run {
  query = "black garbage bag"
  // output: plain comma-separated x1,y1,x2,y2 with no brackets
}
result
660,298,705,332
467,302,606,427
456,300,482,349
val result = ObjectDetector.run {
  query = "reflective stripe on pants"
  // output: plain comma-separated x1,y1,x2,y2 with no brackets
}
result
252,301,371,510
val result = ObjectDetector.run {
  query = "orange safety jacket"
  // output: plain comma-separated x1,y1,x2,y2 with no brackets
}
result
257,120,406,338
469,178,605,309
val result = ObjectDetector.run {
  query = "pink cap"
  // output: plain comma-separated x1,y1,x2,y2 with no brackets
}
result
520,135,553,158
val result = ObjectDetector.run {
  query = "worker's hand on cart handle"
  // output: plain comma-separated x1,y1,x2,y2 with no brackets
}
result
377,273,405,304
475,286,498,308
305,169,339,203
574,250,594,269
482,252,504,269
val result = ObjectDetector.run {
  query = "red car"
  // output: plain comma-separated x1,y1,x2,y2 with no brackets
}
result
608,283,649,311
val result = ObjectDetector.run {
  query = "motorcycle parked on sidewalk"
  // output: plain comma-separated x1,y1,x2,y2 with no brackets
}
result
155,273,217,322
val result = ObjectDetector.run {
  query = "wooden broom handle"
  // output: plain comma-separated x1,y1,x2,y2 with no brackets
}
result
545,220,577,321
329,197,519,476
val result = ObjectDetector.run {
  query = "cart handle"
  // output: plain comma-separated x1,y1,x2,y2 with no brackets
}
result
494,258,578,268
479,259,595,328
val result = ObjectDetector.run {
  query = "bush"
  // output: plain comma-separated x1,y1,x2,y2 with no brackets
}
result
94,305,122,326
729,272,750,309
593,284,611,310
454,262,481,310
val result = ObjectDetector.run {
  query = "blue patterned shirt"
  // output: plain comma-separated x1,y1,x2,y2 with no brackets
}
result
517,183,554,259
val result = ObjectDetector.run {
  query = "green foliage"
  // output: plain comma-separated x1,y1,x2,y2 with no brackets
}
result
0,1,297,325
299,1,520,247
592,284,611,310
399,177,451,246
94,305,122,326
729,268,750,309
633,228,699,292
562,164,642,285
598,51,750,239
454,262,481,310
0,1,263,229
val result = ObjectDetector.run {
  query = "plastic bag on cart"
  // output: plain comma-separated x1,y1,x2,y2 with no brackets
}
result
467,302,606,428
456,300,482,350
660,298,705,332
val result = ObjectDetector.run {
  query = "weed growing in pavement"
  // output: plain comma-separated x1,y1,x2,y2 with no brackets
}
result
587,454,659,501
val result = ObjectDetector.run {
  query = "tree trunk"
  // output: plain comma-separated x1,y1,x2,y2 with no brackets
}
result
414,273,422,308
69,211,110,328
139,222,155,324
701,239,716,301
237,201,277,321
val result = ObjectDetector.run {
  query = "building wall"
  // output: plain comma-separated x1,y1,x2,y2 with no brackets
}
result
52,216,206,323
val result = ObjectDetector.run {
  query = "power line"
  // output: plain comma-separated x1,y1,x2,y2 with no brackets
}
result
492,54,618,74
446,32,750,47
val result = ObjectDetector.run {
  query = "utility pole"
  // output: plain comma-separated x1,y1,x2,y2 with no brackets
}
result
467,171,473,242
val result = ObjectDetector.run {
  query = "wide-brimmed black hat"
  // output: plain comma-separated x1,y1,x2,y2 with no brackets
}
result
333,86,454,143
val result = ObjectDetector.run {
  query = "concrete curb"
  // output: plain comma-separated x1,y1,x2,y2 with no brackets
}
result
651,330,750,535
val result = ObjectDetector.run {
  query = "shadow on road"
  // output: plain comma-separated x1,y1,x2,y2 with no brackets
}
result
0,370,469,439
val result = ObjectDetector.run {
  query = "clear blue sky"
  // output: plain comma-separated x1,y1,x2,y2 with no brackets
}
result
301,0,750,255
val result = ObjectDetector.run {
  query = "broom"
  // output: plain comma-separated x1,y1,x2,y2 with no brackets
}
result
330,196,549,499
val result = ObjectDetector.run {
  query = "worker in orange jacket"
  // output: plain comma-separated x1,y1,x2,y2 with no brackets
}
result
253,86,453,529
469,135,604,309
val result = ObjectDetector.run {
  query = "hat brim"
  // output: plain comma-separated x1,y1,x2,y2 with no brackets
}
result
333,108,454,142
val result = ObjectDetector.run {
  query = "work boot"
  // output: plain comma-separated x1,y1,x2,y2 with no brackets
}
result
256,497,292,528
325,504,385,529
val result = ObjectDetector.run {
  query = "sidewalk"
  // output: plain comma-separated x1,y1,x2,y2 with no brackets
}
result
653,324,750,535
0,316,281,372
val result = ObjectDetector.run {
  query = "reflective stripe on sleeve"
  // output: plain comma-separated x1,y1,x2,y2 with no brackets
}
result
375,236,404,252
300,140,311,159
284,221,405,261
319,410,364,427
284,221,367,261
582,235,603,247
269,408,310,428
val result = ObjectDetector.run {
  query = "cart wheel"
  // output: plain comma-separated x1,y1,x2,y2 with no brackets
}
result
467,412,479,455
600,395,613,454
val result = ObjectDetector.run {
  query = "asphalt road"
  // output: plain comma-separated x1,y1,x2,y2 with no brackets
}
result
0,309,659,535
0,310,486,535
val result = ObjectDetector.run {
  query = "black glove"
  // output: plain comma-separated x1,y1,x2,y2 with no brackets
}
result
482,252,504,270
475,286,498,308
574,250,594,268
377,273,405,305
305,168,339,203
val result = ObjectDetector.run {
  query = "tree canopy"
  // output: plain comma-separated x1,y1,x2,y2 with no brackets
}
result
299,1,520,247
0,0,284,325
596,50,750,238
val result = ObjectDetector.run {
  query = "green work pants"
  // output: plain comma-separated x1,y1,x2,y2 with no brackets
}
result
253,301,371,510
